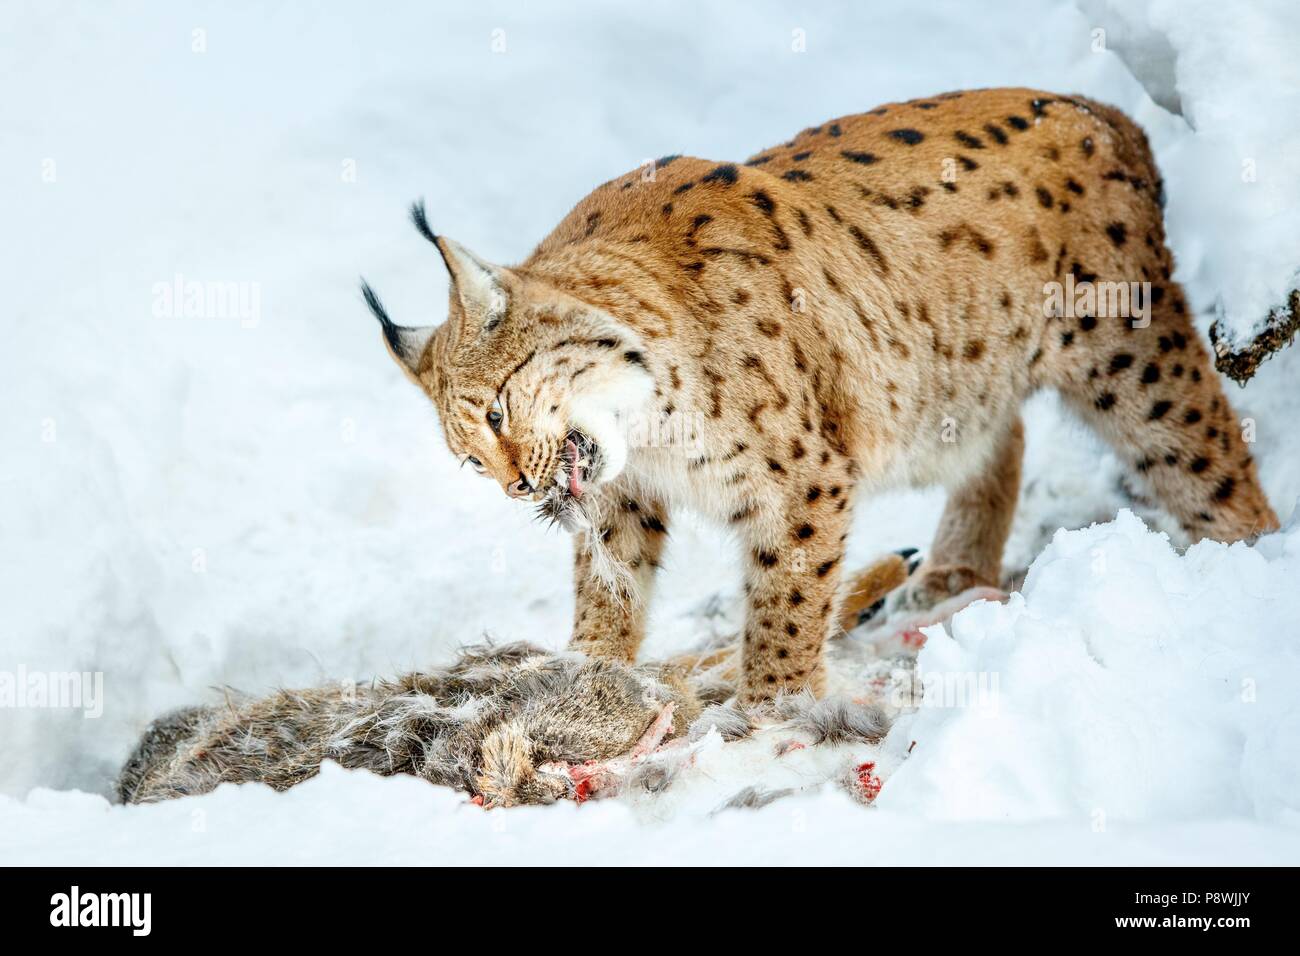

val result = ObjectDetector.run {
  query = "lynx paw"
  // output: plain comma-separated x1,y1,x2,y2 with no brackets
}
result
894,562,997,614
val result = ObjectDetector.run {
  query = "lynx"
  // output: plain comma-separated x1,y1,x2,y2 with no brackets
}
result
362,88,1276,706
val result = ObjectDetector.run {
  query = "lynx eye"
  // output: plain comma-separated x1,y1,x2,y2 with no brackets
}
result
487,400,503,433
461,454,485,473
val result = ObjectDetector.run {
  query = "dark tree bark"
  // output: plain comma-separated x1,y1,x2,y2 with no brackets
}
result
1211,289,1300,385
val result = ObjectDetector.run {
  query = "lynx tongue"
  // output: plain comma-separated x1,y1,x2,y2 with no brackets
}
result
566,438,584,498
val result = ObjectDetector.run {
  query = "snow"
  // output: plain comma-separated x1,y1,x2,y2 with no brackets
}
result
881,511,1300,825
2,0,1299,864
1083,0,1300,345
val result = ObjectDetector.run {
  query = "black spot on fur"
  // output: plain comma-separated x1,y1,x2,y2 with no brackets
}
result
1214,476,1236,500
954,131,984,149
841,150,879,165
1007,115,1029,131
755,549,779,568
1108,353,1134,374
702,164,739,185
890,128,924,145
624,350,645,367
983,123,1008,145
1149,400,1173,420
1095,391,1116,411
1190,456,1210,474
1106,222,1128,246
640,514,667,534
1141,363,1160,384
848,225,890,274
1036,186,1053,208
782,169,814,182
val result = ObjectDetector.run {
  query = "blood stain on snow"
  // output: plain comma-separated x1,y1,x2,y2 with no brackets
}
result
854,761,883,803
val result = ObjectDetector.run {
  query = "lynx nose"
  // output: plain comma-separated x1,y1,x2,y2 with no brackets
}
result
507,475,534,498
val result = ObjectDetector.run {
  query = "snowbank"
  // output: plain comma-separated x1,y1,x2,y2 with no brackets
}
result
4,513,1299,864
880,511,1300,826
1082,0,1300,348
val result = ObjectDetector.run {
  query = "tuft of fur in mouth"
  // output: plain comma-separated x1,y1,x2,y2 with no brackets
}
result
537,429,601,531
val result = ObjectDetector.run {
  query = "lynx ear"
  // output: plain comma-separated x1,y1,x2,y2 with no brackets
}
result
410,200,507,333
360,280,435,383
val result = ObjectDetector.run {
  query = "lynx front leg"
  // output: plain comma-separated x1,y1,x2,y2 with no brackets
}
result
568,494,669,663
738,488,853,706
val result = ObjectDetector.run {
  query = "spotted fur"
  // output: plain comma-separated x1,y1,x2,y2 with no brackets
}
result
366,88,1277,706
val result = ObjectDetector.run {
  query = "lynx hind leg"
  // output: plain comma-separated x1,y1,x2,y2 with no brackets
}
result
899,417,1025,612
837,549,920,629
1060,307,1278,542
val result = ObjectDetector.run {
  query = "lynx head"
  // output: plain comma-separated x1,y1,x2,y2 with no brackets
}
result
362,202,654,529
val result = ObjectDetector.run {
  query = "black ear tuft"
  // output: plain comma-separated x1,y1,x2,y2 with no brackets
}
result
360,279,394,328
409,199,438,245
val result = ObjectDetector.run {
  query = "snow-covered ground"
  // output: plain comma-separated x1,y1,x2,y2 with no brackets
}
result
2,0,1298,864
